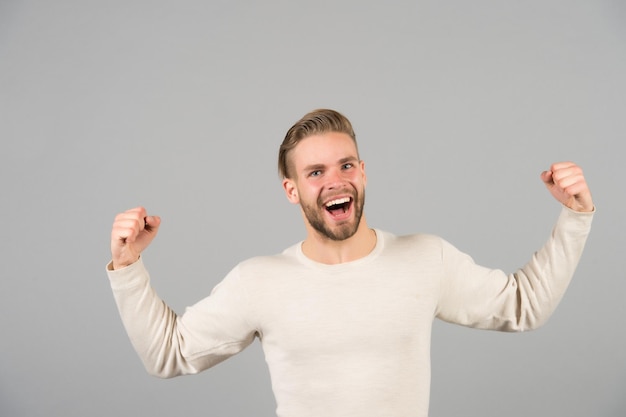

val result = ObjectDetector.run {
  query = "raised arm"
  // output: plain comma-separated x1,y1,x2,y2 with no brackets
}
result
107,207,256,378
436,162,594,331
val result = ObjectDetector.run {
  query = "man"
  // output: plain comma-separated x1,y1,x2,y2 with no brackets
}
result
107,109,594,417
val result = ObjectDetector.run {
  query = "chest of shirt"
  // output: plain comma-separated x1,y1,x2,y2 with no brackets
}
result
250,262,441,358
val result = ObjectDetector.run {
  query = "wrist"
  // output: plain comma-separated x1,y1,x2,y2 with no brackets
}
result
111,256,139,270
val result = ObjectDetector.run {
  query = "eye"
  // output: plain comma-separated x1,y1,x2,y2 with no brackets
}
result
309,170,322,177
342,163,353,170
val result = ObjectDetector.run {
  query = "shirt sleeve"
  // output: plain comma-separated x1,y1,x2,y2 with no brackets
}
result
107,258,256,378
435,206,594,331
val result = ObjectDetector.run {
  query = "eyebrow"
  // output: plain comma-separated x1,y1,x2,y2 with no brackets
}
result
302,156,359,174
339,156,359,164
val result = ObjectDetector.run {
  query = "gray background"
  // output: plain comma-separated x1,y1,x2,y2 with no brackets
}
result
1,1,624,416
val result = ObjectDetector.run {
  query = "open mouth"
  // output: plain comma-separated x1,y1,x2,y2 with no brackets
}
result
324,197,352,217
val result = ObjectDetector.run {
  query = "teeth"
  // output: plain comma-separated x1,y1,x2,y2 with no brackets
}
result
325,197,350,207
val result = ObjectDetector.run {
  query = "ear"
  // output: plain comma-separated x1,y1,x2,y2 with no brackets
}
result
282,178,300,204
360,160,367,188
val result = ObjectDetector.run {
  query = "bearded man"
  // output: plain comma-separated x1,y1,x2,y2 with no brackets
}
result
107,109,594,417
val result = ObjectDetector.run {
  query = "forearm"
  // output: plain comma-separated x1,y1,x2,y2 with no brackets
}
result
511,206,594,329
107,258,198,377
107,258,256,377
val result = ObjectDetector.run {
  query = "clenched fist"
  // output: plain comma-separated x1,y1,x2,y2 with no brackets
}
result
110,206,161,269
541,162,594,213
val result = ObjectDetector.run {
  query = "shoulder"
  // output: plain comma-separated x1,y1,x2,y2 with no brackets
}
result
379,229,445,251
238,252,297,270
233,244,301,278
375,229,449,264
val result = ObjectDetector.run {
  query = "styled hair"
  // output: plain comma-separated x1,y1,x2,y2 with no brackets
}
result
278,109,357,179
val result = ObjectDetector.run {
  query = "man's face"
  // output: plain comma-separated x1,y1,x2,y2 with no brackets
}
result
283,132,367,241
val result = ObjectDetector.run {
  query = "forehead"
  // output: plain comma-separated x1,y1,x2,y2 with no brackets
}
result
291,132,359,169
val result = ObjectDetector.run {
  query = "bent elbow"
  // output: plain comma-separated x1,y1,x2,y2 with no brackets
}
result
145,366,182,379
140,353,193,379
509,272,561,332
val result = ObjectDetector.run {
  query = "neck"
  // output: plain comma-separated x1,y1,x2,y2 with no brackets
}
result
301,218,376,265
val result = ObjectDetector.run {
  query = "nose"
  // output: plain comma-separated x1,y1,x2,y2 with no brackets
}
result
325,168,346,190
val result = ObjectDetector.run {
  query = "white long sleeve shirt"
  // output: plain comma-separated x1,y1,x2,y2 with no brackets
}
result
107,207,593,417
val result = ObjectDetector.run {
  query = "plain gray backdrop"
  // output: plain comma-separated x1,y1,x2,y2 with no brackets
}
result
1,1,624,416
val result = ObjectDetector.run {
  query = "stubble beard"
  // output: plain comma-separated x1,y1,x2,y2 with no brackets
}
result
301,188,365,241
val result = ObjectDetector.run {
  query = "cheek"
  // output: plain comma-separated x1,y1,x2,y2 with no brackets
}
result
300,185,323,205
347,172,366,188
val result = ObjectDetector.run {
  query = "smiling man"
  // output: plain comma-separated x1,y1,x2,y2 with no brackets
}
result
281,127,373,264
107,109,594,417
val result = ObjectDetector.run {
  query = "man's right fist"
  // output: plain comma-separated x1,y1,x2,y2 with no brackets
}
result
110,207,161,270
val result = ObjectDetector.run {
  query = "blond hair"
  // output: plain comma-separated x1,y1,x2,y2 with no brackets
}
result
278,109,357,179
